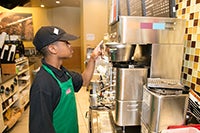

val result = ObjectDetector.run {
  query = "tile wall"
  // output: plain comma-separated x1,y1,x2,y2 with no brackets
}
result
176,0,200,94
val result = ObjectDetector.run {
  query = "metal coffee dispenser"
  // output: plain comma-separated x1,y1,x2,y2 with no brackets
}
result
105,16,188,133
105,43,151,133
105,16,153,132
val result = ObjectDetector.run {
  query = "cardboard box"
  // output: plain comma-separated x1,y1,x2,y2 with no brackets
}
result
1,63,17,74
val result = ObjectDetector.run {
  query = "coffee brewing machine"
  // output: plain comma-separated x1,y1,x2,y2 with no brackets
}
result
105,16,189,133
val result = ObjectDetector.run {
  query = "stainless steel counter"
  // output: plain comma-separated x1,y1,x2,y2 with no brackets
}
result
88,108,113,133
88,107,142,133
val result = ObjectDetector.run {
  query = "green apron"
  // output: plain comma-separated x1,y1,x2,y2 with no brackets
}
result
42,65,79,133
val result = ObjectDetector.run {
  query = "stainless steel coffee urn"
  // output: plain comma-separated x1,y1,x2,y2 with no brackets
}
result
105,42,152,133
114,67,147,126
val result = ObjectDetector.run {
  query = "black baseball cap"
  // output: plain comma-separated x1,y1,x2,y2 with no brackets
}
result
33,26,78,51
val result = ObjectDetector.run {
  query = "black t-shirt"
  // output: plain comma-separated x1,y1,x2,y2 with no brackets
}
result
29,59,83,133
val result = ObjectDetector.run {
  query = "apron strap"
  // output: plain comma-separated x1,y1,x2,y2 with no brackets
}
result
42,64,72,86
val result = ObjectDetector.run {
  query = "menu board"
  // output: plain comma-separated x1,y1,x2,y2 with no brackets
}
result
118,0,144,16
128,0,143,16
143,0,176,17
119,0,128,16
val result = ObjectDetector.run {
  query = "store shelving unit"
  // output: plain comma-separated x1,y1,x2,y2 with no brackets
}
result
15,57,30,111
0,57,31,132
0,75,20,132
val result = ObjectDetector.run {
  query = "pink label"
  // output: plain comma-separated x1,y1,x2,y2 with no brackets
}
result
140,23,153,29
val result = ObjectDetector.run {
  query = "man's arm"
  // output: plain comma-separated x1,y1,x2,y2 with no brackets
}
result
81,49,101,87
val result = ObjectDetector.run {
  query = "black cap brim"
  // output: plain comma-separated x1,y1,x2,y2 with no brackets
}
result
58,33,79,41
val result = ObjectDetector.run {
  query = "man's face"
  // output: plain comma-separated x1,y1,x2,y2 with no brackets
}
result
54,41,74,59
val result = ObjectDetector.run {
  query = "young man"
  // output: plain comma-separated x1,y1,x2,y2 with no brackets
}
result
29,26,101,133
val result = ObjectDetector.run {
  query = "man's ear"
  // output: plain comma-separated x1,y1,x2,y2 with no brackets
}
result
47,44,57,54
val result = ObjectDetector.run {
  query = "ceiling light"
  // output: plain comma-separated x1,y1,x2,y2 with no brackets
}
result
40,4,45,7
56,0,60,4
40,0,45,7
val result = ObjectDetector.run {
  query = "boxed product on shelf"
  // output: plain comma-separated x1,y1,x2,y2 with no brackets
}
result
4,107,22,129
1,63,17,74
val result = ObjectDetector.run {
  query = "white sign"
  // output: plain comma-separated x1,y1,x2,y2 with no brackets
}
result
86,33,95,41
